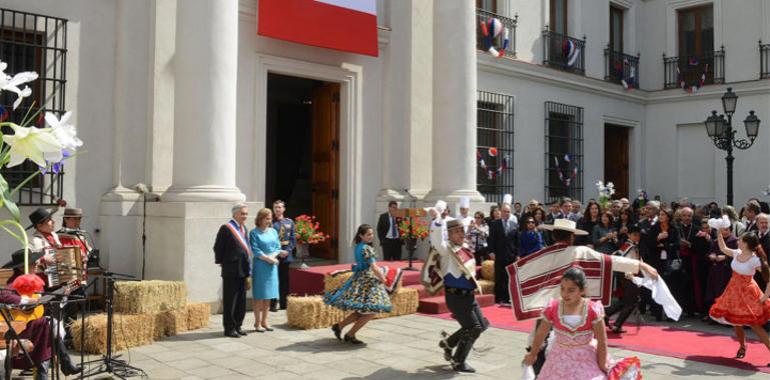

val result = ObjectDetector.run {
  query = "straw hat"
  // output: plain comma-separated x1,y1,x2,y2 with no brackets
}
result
537,218,588,235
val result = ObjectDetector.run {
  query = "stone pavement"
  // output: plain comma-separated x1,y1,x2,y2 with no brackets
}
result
75,311,770,379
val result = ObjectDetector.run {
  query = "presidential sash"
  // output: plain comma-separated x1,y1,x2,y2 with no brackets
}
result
225,220,251,258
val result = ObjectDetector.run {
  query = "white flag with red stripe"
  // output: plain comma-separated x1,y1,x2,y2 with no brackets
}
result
258,0,378,57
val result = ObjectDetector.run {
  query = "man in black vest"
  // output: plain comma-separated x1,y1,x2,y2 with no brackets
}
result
377,201,403,261
213,203,252,338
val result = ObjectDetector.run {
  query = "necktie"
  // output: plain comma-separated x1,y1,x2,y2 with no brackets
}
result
391,217,397,238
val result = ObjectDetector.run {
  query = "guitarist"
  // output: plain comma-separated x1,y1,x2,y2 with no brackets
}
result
0,287,82,379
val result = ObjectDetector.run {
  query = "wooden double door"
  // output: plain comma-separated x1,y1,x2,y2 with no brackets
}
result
604,125,629,199
310,83,340,260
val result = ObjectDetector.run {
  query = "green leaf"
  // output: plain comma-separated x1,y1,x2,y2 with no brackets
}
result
0,176,19,222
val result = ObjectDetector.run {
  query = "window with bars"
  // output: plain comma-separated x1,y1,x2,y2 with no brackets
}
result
0,8,67,205
544,101,583,202
476,91,514,205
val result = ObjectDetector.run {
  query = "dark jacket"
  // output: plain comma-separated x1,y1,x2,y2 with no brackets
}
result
213,223,251,278
488,219,518,263
648,223,680,271
377,212,403,244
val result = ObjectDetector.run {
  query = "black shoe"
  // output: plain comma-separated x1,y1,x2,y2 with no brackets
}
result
270,307,279,312
611,326,626,334
344,334,364,344
332,323,342,341
235,327,248,336
451,362,476,373
224,330,240,338
736,346,746,359
438,338,453,362
60,358,82,376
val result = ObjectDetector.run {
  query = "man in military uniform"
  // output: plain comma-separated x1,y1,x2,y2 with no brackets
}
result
605,223,643,333
271,200,295,312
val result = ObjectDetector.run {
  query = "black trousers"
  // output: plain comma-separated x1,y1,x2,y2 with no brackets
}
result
382,239,402,261
444,291,489,364
494,256,512,303
271,261,291,309
222,276,247,331
605,275,640,329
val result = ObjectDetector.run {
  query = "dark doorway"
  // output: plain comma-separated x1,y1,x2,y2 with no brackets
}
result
604,125,629,199
265,74,340,260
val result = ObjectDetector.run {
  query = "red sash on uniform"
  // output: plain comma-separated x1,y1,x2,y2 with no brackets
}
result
225,220,251,258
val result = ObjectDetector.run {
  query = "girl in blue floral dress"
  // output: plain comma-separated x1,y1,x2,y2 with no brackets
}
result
325,224,392,344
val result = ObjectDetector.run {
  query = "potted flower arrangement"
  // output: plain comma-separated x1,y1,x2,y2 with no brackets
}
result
595,180,616,211
294,214,329,268
0,60,82,274
398,217,429,250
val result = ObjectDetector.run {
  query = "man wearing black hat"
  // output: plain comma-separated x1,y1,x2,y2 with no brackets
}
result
428,218,488,373
605,224,643,333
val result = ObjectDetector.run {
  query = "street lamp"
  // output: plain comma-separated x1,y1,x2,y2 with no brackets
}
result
704,87,761,206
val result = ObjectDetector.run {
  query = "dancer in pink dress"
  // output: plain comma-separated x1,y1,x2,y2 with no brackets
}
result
524,267,613,379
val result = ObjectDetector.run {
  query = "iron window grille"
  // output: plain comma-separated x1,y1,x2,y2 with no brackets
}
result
544,101,583,203
542,28,586,75
604,47,639,89
476,9,517,58
0,8,67,206
761,40,770,79
477,91,514,205
663,46,725,89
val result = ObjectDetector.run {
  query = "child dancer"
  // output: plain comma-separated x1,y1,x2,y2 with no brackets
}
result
709,229,770,362
325,224,392,344
524,267,615,379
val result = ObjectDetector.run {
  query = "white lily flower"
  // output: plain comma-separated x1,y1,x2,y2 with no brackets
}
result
45,112,82,151
0,69,38,110
2,124,63,167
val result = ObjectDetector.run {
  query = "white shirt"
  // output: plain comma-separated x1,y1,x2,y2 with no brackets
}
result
386,214,399,239
429,219,477,281
503,215,518,233
730,251,761,276
456,215,473,232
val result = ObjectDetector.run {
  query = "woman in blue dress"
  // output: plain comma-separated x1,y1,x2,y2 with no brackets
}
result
518,215,545,257
250,208,288,332
325,224,392,344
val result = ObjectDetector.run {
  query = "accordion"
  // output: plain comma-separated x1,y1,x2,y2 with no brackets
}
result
43,246,84,287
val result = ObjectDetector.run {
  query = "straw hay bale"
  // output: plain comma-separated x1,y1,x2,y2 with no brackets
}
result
71,313,155,354
114,280,187,314
476,279,495,295
323,271,353,293
185,303,211,330
286,295,349,330
481,260,495,280
154,309,188,339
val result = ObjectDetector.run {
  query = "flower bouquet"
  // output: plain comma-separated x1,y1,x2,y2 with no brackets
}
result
397,218,429,241
294,214,329,268
595,180,615,211
0,60,82,273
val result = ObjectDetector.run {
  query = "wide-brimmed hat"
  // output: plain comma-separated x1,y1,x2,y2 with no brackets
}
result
27,208,54,230
2,249,44,269
446,219,464,231
537,218,588,236
63,208,83,218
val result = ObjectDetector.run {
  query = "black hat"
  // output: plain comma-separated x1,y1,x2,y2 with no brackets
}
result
626,223,641,234
27,208,54,230
2,249,43,269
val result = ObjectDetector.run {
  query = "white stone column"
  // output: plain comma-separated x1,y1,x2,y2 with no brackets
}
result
428,1,484,203
162,0,245,202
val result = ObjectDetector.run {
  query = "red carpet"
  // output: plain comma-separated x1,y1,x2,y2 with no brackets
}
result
424,305,770,374
290,260,423,295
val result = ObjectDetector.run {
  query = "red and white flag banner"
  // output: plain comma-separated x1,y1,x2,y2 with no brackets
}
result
258,0,378,57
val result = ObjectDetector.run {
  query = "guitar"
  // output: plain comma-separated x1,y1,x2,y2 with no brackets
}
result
7,279,80,323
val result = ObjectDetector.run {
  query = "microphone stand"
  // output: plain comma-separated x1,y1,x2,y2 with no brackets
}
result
43,292,86,380
81,272,145,379
403,189,419,271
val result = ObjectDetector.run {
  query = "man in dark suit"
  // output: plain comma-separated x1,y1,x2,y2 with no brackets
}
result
743,202,761,233
756,213,769,291
213,203,252,338
377,201,403,261
488,204,518,305
637,201,659,314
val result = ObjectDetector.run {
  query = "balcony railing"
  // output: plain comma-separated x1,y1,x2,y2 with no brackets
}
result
604,47,640,89
663,47,725,90
542,28,586,75
476,9,517,58
761,41,770,79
